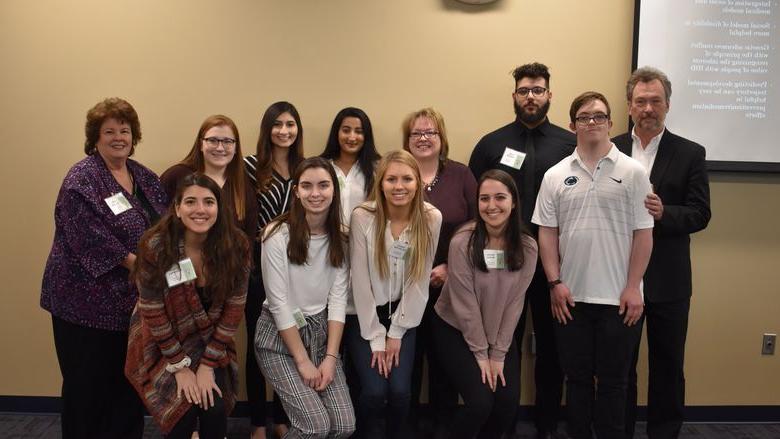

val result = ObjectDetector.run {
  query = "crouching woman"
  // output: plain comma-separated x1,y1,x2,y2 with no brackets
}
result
255,157,356,438
125,173,250,438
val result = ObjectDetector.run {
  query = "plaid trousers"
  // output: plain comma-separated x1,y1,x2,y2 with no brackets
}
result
255,307,355,438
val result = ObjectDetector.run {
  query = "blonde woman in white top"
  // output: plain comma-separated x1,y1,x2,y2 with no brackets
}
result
346,150,442,438
254,157,355,438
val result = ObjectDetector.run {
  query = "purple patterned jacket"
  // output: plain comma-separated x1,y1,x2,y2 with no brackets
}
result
41,154,168,331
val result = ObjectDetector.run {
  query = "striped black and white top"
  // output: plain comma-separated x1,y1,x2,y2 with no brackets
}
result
244,155,294,238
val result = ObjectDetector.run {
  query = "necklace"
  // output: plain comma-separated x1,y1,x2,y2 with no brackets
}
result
424,173,440,192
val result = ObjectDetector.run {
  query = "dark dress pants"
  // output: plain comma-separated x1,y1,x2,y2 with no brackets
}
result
245,262,288,427
52,316,144,439
432,312,520,439
625,299,690,439
514,264,564,433
556,303,642,439
410,285,459,429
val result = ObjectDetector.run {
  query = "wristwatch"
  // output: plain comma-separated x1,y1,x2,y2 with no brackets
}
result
165,356,192,373
547,279,562,289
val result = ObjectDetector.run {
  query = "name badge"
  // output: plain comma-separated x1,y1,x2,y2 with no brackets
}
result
483,249,506,269
389,241,410,260
292,308,308,329
165,258,198,288
500,147,526,170
104,192,132,215
338,175,346,190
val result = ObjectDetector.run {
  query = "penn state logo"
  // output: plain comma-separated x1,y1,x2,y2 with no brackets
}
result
564,176,579,186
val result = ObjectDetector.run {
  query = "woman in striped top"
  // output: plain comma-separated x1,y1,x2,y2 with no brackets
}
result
243,101,305,439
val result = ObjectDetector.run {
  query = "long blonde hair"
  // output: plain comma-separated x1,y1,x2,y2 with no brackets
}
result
359,150,434,282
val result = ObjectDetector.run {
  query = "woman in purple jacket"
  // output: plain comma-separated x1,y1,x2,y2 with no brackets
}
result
41,98,168,439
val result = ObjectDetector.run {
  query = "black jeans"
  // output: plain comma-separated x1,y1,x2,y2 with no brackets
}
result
166,368,228,439
52,316,144,439
432,312,520,439
556,303,642,439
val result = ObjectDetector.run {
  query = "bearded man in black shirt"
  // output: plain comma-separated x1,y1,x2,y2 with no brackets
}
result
469,62,575,439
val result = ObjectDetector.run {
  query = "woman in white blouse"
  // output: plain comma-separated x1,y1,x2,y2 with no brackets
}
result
346,150,442,438
254,157,355,438
319,107,381,224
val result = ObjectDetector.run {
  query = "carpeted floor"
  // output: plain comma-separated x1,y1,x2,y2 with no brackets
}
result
1,413,779,439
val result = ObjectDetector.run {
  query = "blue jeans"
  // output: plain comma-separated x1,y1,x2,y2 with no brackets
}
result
344,314,416,439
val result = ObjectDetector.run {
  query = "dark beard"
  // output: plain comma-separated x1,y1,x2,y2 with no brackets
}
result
514,100,550,125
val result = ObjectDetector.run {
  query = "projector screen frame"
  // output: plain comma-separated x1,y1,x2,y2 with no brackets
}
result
631,0,780,173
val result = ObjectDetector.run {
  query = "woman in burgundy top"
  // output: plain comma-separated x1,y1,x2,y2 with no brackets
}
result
402,107,477,434
41,98,168,439
433,169,537,439
160,115,258,240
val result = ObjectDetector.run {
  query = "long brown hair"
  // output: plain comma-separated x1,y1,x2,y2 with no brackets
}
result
254,101,305,191
135,173,250,304
180,114,247,220
358,150,435,282
263,157,346,267
468,169,531,272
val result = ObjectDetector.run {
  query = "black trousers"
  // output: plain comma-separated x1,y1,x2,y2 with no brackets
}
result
410,285,459,427
625,299,690,439
166,368,228,439
432,312,520,439
514,264,564,433
556,303,641,439
245,268,289,427
51,316,144,439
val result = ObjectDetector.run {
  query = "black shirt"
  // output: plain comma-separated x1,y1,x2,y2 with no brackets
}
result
468,117,575,232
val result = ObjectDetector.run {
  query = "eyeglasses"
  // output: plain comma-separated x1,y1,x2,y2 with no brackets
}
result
574,113,610,126
515,87,548,97
203,137,236,148
409,131,439,140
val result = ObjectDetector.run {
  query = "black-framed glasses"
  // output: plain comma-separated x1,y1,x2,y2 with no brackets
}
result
574,113,610,126
203,137,237,148
515,86,548,97
409,131,439,140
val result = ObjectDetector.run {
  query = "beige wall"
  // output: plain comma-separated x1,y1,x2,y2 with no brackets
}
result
1,0,777,406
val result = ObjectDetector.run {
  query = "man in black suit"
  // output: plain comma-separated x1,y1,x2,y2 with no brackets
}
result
613,67,712,439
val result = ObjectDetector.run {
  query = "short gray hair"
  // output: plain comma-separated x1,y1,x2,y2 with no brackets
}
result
626,66,672,103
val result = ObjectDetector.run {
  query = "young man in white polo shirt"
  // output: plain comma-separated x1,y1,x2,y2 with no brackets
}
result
532,91,653,439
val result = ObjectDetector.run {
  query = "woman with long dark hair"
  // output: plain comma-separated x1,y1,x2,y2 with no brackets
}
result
319,107,381,223
243,101,305,438
254,157,355,438
125,173,250,438
347,150,442,438
432,169,537,439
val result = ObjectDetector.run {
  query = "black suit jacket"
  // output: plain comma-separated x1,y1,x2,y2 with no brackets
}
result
613,130,711,302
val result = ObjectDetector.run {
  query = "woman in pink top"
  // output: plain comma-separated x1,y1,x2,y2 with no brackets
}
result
432,169,538,439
